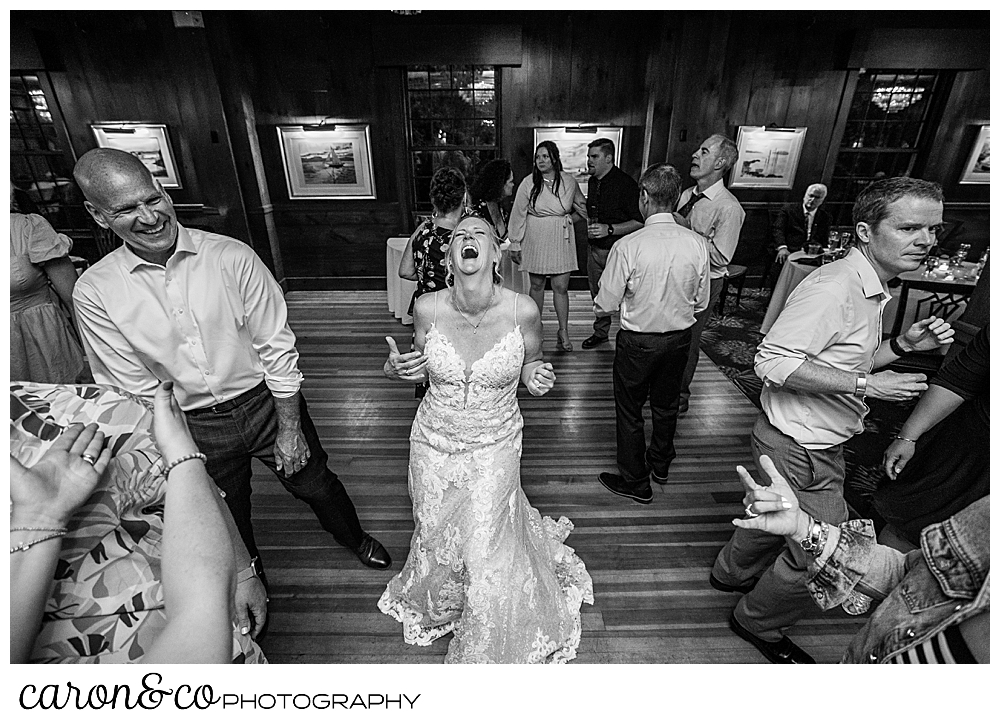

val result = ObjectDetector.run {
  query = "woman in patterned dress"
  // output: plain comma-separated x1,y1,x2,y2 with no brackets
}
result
398,166,468,313
508,141,587,351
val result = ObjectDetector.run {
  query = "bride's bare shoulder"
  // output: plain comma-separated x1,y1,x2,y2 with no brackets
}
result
510,290,539,326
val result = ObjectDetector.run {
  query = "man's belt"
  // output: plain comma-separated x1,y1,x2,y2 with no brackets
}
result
186,380,269,415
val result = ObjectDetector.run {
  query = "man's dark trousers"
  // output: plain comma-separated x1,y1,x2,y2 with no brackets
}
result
186,382,365,563
613,328,691,484
588,244,613,340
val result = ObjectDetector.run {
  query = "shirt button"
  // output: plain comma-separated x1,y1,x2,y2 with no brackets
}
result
955,604,964,611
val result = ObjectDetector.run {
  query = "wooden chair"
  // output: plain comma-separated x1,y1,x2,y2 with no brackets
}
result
718,264,748,314
93,224,120,259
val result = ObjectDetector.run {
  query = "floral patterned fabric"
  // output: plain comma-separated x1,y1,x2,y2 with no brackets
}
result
408,221,452,314
378,318,594,663
9,382,266,664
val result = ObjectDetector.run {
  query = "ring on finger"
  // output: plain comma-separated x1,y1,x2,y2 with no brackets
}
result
744,503,759,519
81,453,97,466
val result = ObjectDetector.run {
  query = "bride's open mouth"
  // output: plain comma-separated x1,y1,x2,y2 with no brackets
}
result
460,242,479,259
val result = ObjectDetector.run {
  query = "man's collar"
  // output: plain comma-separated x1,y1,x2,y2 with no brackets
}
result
645,212,678,225
699,178,726,199
846,247,890,300
122,224,196,272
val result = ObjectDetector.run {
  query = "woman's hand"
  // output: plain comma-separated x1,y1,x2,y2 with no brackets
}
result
525,362,556,396
883,437,916,480
152,381,200,463
384,336,428,382
10,423,110,529
731,455,810,539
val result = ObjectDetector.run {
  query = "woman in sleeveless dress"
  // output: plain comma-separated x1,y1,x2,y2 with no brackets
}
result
381,216,593,663
508,142,587,352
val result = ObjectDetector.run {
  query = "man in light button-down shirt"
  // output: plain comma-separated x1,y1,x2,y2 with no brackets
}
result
72,149,391,584
711,177,955,664
675,134,746,413
594,163,709,505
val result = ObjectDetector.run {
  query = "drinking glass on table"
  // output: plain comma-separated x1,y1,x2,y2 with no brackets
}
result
828,229,842,251
840,231,853,252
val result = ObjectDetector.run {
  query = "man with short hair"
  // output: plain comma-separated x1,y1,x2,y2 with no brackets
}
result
581,138,643,349
712,177,955,664
675,134,746,413
594,163,709,504
71,148,391,580
773,183,830,264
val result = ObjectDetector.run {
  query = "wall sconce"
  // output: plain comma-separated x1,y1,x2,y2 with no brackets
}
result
303,117,339,132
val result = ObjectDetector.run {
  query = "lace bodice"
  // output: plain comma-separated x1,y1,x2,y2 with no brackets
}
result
416,323,524,445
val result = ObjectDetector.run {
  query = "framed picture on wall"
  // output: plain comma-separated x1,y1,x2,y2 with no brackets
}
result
959,125,989,184
533,127,623,186
277,124,376,199
730,126,807,189
91,123,182,189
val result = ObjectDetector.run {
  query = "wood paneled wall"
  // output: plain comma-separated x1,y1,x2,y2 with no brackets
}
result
21,12,255,250
13,10,989,286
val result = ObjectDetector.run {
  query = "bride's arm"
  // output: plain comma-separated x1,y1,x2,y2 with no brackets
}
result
518,294,555,396
383,294,432,383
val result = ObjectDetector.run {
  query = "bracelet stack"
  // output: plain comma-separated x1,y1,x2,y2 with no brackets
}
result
10,527,68,554
162,452,208,476
798,517,829,556
889,336,907,357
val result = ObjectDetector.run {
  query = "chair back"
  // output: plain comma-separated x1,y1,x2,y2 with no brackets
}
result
93,225,120,259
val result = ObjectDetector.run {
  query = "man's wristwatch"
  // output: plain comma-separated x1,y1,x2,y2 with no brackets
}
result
854,372,868,398
237,556,263,584
607,224,614,237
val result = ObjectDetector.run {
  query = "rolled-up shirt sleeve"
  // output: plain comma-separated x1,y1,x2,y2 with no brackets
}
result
593,243,630,316
755,280,845,386
237,249,304,397
807,519,909,611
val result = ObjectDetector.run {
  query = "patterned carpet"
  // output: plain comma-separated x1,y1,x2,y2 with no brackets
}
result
699,286,917,520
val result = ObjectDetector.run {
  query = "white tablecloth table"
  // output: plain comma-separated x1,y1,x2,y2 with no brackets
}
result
500,249,530,294
386,237,417,325
760,250,818,334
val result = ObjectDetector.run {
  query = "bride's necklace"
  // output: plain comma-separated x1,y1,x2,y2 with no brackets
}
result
452,285,496,334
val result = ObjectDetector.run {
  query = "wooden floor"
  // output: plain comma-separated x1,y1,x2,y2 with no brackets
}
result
253,290,864,664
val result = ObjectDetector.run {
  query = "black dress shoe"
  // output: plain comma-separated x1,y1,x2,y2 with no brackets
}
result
728,612,815,664
709,572,757,595
355,534,392,569
581,334,608,349
598,472,652,504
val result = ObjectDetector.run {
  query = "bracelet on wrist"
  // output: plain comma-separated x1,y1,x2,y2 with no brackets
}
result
889,336,908,357
11,530,67,554
162,452,208,477
798,517,829,556
11,525,68,533
893,434,919,444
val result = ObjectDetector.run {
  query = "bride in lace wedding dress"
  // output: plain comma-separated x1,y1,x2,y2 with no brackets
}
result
380,216,593,663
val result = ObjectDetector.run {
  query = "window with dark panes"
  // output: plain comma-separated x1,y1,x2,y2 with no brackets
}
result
10,74,85,230
826,69,952,225
405,65,499,214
